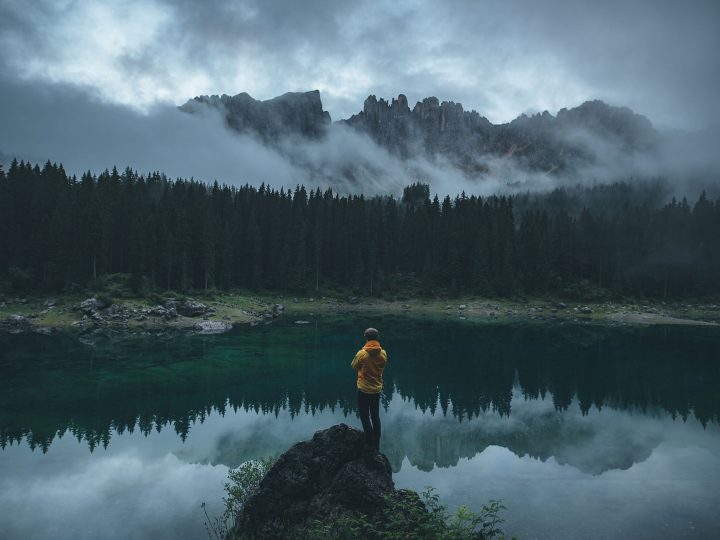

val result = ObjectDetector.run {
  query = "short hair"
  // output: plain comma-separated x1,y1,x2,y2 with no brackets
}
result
364,327,379,340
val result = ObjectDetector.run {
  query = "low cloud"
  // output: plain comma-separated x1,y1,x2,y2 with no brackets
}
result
1,78,718,199
0,77,536,196
0,78,300,186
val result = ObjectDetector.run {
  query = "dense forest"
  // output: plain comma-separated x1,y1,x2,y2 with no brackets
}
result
1,159,719,298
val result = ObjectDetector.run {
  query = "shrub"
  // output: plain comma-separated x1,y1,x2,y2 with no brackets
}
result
96,273,134,298
202,457,275,540
7,266,34,292
560,279,609,302
308,488,508,540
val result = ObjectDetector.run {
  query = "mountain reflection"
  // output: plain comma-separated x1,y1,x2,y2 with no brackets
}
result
206,392,668,475
1,319,718,461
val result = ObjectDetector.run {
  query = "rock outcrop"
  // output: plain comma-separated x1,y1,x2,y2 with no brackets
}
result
344,95,659,173
78,297,110,315
181,88,659,177
180,90,331,141
175,299,210,317
194,320,232,334
232,423,426,539
0,313,34,334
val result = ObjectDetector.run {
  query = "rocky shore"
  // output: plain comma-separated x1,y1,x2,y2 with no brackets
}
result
0,294,285,335
1,292,718,335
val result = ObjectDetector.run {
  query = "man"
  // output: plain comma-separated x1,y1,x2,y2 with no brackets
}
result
351,327,388,451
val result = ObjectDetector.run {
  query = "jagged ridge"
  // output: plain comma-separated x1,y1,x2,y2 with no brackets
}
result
181,89,659,175
343,94,658,173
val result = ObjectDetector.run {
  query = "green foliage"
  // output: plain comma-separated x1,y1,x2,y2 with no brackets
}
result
560,279,610,302
202,457,275,540
96,273,134,299
146,290,188,305
308,488,509,540
6,266,34,292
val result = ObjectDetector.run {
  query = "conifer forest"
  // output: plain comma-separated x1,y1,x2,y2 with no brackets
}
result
2,159,718,298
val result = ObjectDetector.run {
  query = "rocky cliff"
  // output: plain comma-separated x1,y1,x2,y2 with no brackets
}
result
180,89,659,176
343,94,659,173
180,90,331,141
232,423,427,539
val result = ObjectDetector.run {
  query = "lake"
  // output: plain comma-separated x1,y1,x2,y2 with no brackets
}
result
1,318,719,539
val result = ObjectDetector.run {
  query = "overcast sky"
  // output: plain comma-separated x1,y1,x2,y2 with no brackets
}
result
1,0,719,129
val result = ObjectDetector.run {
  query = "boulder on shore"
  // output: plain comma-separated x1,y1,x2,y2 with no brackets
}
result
0,313,30,334
233,423,426,539
6,314,29,326
79,297,109,314
176,299,209,317
194,320,232,334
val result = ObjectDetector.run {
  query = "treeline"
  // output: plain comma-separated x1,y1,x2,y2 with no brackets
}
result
1,159,719,297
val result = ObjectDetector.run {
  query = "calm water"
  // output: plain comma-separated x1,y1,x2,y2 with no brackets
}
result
1,318,719,539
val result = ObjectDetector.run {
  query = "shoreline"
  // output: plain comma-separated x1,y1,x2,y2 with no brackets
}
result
1,292,719,335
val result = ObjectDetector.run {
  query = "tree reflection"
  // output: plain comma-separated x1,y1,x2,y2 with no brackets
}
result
1,320,718,454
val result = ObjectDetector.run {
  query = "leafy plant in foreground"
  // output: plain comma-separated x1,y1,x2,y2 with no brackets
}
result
201,457,275,540
308,487,509,539
203,459,509,539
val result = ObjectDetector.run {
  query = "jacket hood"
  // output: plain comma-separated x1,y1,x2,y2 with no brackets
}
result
363,340,382,354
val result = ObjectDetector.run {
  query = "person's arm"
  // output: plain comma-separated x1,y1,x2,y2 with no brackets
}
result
351,350,364,370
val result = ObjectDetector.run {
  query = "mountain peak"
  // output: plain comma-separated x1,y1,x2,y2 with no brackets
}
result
182,89,660,175
180,90,331,140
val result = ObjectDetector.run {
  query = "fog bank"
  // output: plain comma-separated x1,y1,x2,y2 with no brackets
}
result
1,79,718,199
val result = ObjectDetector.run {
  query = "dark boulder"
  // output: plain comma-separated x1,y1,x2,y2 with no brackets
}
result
106,303,129,319
176,299,209,317
233,423,426,539
79,297,109,315
148,305,168,317
6,314,28,326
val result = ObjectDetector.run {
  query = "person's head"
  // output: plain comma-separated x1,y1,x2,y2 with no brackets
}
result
364,327,379,341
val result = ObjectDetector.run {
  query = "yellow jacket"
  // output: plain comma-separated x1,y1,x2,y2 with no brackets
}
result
351,340,388,394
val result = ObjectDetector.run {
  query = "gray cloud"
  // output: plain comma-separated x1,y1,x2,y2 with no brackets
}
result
1,0,718,128
3,73,720,200
0,76,302,186
0,75,544,196
1,0,719,199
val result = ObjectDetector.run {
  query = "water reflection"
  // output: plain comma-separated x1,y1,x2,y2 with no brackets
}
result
1,390,718,540
1,319,720,539
206,390,669,475
1,320,718,454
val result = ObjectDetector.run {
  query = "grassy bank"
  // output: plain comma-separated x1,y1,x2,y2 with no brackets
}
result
1,288,719,332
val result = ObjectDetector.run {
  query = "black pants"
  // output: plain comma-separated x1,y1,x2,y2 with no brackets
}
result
357,390,381,450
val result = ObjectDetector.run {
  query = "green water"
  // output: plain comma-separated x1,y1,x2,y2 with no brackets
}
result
1,318,719,539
